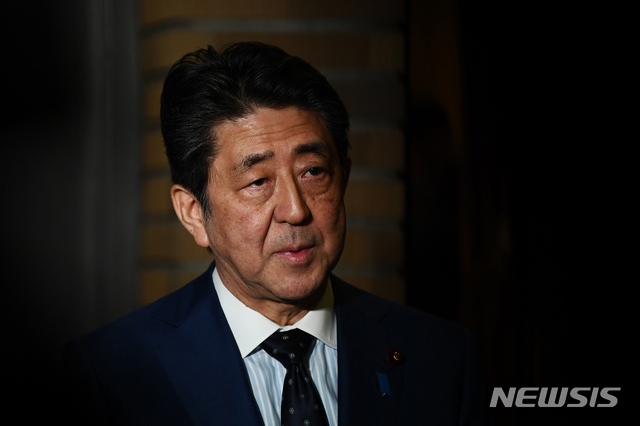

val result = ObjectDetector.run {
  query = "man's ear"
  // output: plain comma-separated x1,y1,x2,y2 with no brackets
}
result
170,184,210,248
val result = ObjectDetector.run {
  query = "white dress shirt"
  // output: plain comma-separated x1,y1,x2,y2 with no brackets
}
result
212,267,339,425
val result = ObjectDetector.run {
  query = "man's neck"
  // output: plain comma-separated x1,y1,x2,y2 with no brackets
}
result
216,268,328,327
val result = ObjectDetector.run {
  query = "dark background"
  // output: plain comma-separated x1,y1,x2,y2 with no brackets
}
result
3,0,140,420
406,1,634,424
2,1,633,424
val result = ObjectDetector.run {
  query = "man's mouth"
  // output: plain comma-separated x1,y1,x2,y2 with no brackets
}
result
275,245,314,263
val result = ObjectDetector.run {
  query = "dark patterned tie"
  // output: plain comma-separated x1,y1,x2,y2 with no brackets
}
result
261,329,330,426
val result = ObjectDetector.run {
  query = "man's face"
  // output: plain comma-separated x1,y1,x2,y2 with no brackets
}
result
204,107,348,306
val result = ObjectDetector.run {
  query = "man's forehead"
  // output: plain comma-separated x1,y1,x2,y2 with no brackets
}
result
221,108,325,139
214,107,335,160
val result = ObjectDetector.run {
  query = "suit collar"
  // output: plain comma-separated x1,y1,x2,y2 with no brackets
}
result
152,263,264,425
332,275,406,425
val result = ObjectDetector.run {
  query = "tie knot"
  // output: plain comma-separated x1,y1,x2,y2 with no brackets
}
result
261,329,315,367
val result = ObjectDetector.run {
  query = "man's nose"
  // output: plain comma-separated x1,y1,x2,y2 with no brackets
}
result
273,176,310,225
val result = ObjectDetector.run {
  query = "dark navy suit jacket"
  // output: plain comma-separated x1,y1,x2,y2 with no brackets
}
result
65,263,489,425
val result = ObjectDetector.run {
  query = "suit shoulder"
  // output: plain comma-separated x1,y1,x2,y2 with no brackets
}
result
332,274,467,342
74,265,214,352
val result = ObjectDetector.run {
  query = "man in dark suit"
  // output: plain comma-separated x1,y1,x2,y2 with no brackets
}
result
65,42,489,425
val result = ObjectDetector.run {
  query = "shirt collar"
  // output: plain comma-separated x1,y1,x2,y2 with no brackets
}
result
212,267,337,358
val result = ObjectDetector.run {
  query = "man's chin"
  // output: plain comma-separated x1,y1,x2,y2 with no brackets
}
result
272,277,327,306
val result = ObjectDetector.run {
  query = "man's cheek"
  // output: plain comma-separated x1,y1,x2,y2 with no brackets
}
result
232,216,270,245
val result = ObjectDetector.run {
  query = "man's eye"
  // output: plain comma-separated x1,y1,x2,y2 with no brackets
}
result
250,178,267,187
306,167,324,177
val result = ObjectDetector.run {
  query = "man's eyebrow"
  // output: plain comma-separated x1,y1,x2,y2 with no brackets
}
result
293,141,331,159
234,150,274,173
233,142,330,174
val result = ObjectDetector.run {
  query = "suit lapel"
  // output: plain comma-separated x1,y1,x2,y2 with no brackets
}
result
153,265,264,425
333,276,406,425
148,268,408,425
